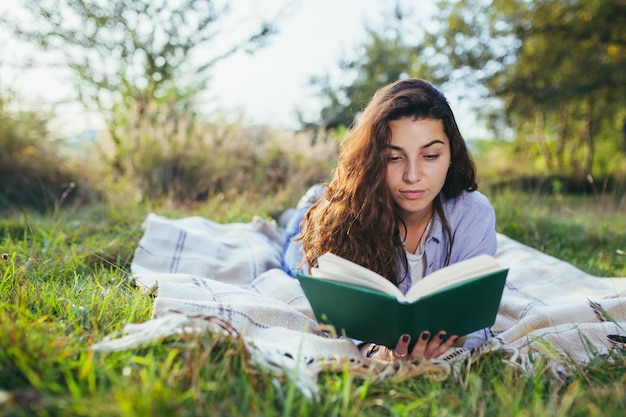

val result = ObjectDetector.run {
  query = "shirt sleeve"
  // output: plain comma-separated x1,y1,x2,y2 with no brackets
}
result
280,205,308,277
448,192,498,349
444,191,497,266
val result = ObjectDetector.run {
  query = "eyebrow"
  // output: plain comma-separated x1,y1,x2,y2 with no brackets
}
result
421,139,446,149
386,139,446,151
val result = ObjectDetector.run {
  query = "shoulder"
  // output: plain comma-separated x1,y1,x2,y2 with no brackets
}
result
425,190,497,269
440,190,497,259
439,190,496,238
442,190,495,218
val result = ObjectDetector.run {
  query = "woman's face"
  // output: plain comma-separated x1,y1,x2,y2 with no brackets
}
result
385,118,451,224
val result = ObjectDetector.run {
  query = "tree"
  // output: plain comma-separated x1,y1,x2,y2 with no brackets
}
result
427,0,626,176
314,0,626,177
304,3,438,137
1,0,277,175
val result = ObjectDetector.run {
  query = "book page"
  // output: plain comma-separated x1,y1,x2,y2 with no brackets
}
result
311,252,503,303
404,254,501,302
311,252,405,299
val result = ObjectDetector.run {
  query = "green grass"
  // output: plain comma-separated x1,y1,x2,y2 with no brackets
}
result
1,190,626,416
490,190,626,277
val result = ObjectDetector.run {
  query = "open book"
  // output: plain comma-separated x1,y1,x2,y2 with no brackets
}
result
296,253,508,349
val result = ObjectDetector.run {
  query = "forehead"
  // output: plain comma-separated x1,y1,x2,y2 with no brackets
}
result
387,118,449,147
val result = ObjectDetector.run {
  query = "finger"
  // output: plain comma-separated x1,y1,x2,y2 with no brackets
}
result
424,331,447,358
409,331,430,360
393,334,411,359
431,335,459,358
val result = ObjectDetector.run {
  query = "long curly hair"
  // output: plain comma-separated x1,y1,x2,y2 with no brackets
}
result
298,78,477,285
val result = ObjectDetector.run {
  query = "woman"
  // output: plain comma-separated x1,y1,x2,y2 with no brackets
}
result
282,78,497,361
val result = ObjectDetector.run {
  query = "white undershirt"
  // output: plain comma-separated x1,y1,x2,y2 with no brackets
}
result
404,219,433,284
406,247,426,283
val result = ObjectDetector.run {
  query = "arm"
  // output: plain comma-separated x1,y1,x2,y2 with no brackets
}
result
281,184,326,277
280,205,308,277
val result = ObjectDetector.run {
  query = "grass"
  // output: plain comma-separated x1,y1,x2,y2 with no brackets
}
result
490,189,626,277
1,190,626,416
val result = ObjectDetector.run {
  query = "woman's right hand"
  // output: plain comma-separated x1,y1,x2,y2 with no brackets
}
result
360,330,460,361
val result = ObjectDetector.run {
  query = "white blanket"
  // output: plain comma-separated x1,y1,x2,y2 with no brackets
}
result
92,213,626,394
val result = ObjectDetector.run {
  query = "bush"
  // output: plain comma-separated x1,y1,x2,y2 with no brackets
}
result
0,97,100,212
1,91,338,212
107,100,338,205
472,139,626,199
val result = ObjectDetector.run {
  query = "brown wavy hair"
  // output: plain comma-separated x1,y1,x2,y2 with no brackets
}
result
298,78,477,285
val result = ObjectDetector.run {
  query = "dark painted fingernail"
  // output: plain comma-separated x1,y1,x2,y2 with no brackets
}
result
402,334,410,343
439,332,447,339
421,332,430,340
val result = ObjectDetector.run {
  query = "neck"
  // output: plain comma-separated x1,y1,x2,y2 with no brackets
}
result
400,211,433,254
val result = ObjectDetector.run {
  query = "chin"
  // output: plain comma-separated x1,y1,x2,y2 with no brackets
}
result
399,204,431,217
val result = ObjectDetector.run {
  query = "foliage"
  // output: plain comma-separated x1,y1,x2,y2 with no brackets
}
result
311,0,626,178
0,91,336,211
473,138,626,197
0,0,277,175
307,4,437,131
427,0,626,177
0,95,99,212
118,109,338,204
1,192,626,415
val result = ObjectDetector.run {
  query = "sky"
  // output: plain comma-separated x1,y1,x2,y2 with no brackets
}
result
204,0,436,128
0,0,454,137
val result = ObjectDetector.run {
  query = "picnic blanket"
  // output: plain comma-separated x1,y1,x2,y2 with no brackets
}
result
92,213,626,395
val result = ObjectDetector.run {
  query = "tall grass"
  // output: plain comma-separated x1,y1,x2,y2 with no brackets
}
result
490,189,625,277
1,92,338,215
99,98,338,205
1,190,625,416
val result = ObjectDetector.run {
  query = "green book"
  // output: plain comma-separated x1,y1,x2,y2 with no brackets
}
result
296,253,508,349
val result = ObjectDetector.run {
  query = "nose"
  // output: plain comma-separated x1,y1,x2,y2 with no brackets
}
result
403,159,422,183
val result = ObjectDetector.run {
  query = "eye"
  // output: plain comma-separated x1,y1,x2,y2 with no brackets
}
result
423,154,440,160
388,153,403,162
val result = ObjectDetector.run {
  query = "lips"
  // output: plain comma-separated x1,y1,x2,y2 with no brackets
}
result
400,189,426,199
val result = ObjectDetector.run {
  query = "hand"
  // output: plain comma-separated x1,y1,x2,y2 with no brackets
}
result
360,331,460,362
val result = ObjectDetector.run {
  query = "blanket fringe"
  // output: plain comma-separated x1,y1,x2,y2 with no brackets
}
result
90,315,213,352
91,312,455,400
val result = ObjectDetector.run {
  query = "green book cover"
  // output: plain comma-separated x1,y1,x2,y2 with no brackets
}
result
296,255,508,349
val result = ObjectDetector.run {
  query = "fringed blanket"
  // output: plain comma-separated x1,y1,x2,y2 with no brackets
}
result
92,213,626,396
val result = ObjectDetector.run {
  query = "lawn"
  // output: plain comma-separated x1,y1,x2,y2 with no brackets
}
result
1,190,625,416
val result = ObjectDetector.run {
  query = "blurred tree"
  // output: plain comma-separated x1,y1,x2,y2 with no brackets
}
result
1,0,277,175
428,0,626,177
303,3,438,139
314,0,626,177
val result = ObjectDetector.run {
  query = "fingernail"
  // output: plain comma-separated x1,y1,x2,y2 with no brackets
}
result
402,334,410,343
421,332,430,341
439,332,447,339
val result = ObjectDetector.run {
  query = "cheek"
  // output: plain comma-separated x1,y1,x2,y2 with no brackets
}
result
432,163,450,186
386,165,404,185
